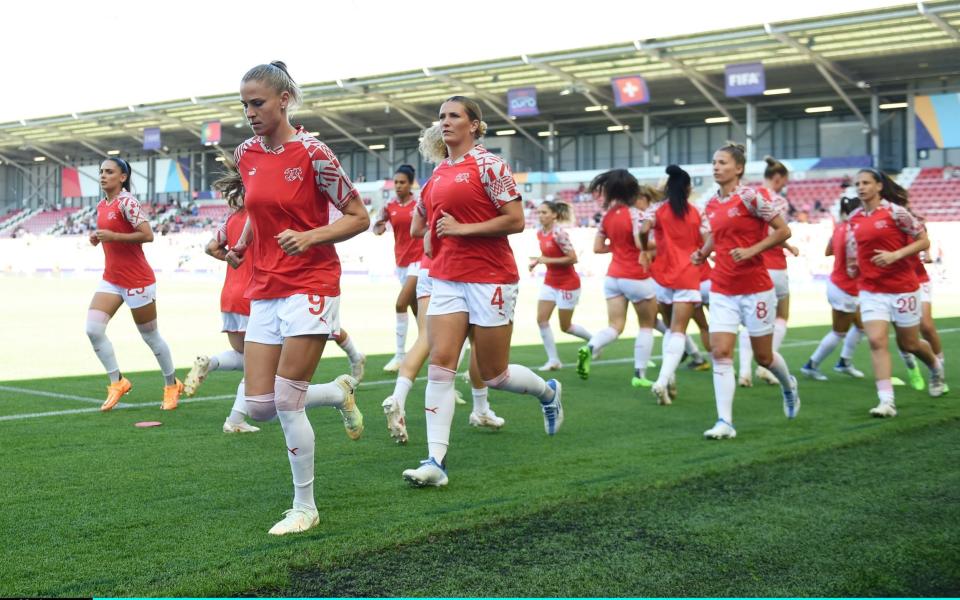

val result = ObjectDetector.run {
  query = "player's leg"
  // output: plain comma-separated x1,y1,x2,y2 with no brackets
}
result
88,291,127,411
130,294,181,409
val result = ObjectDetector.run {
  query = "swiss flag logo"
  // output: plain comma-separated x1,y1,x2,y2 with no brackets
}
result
612,76,650,107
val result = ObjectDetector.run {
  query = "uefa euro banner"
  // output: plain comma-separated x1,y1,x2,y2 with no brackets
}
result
507,87,539,117
725,62,765,97
611,76,650,107
915,93,960,150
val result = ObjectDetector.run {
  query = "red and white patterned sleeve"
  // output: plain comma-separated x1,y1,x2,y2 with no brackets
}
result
845,221,860,279
554,227,575,254
629,206,646,237
375,203,389,225
118,194,149,228
890,203,925,239
697,206,711,236
742,186,779,222
477,150,521,209
306,139,358,210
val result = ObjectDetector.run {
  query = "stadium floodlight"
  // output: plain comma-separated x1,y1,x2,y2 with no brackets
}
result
673,98,686,106
705,116,730,124
214,156,225,162
880,102,908,110
763,88,792,95
495,129,517,136
308,131,320,136
804,105,833,113
33,156,45,162
559,88,573,96
107,150,120,155
607,125,629,132
537,130,557,137
368,144,386,150
584,105,608,112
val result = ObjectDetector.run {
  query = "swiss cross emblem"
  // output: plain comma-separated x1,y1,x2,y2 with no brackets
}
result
284,167,303,182
455,173,470,183
727,207,742,218
108,212,118,220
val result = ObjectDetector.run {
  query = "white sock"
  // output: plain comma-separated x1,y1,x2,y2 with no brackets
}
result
810,331,844,367
136,319,176,385
738,328,753,378
392,376,414,413
938,352,945,368
210,350,244,371
395,313,409,356
304,380,345,409
564,323,592,341
841,328,862,361
656,332,686,388
712,357,735,424
485,365,553,403
471,387,490,414
634,328,654,377
773,318,788,352
337,334,362,364
539,324,560,364
877,379,895,405
763,352,794,390
425,366,456,464
228,379,247,424
684,334,702,361
86,310,120,382
901,351,918,370
588,327,619,354
277,409,316,510
654,317,668,334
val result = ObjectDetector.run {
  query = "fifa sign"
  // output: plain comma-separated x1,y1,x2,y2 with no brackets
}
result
725,63,766,97
507,87,539,117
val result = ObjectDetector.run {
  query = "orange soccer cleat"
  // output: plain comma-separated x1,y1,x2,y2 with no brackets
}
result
101,377,133,412
161,379,184,411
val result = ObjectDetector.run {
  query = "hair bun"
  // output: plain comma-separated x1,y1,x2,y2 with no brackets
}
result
666,164,683,177
270,60,290,75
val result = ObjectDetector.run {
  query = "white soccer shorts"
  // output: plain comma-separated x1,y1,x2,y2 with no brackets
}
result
537,284,581,310
416,267,433,299
95,280,157,310
245,294,341,345
859,289,922,328
427,278,518,327
655,285,701,305
221,311,249,333
769,269,790,299
710,289,778,336
826,280,859,314
603,276,656,303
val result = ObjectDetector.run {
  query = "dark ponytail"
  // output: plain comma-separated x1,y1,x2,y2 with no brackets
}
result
395,164,416,183
763,156,788,179
106,157,132,192
664,164,691,219
858,168,908,206
588,168,639,209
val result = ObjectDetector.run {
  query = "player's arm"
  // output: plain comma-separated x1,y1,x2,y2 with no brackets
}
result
435,200,524,238
593,231,610,254
373,206,388,235
225,217,252,269
410,210,427,238
871,230,929,267
276,194,370,255
205,238,228,261
730,215,790,263
95,221,153,244
692,233,713,265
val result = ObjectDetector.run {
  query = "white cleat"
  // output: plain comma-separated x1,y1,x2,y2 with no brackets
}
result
782,375,800,419
541,379,564,435
350,353,366,382
183,355,212,396
381,395,408,444
402,457,448,487
929,366,947,398
222,418,260,434
268,506,319,535
668,375,678,401
869,401,898,418
833,361,865,378
538,360,563,372
651,383,671,406
738,375,753,388
801,365,828,381
756,365,779,385
335,374,363,440
454,389,467,405
704,419,737,439
382,355,403,372
469,409,505,429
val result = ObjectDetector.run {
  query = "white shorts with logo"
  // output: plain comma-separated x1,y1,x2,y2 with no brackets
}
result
221,312,249,333
859,289,922,327
700,280,711,305
416,268,432,298
769,269,790,299
427,278,518,327
604,276,656,303
826,280,859,314
396,261,420,283
538,284,581,310
96,280,157,309
710,289,778,336
655,284,701,305
245,294,341,345
920,281,932,304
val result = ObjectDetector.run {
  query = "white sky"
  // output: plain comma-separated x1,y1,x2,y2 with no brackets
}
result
5,0,909,123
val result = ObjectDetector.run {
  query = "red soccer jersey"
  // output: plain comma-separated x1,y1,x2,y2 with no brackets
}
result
599,204,648,279
846,200,924,294
416,145,520,284
378,196,423,267
96,191,156,289
912,253,930,284
705,185,777,296
215,208,253,315
537,224,580,290
648,201,706,290
234,128,357,300
829,222,858,296
758,186,789,270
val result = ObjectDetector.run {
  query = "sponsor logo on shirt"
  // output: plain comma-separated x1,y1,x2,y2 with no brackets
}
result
108,212,118,220
284,167,304,182
875,220,888,229
727,207,742,218
455,172,471,184
248,168,257,176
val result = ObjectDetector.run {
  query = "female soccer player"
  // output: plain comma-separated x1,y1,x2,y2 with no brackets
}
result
373,164,422,372
529,200,592,370
800,196,867,381
694,142,799,440
400,96,563,488
576,173,657,387
846,168,945,417
230,61,369,534
87,156,182,412
640,165,707,405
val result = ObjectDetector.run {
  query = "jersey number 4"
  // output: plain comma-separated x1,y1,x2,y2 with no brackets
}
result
490,286,504,309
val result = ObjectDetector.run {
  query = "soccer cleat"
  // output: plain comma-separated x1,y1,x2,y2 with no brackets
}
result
268,506,319,535
541,379,564,435
801,362,828,381
755,365,779,385
101,377,132,412
687,356,711,371
869,401,898,418
891,376,906,387
402,457,448,487
382,355,403,372
833,359,865,379
576,345,591,380
183,355,212,396
651,383,671,406
906,364,926,391
929,366,947,398
704,419,737,439
222,418,260,433
538,360,563,372
350,353,366,382
335,374,363,440
631,376,653,388
161,379,184,411
469,410,505,429
667,375,678,401
738,375,753,388
382,395,408,444
782,375,800,419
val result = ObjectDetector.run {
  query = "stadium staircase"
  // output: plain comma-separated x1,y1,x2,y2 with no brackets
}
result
0,208,42,237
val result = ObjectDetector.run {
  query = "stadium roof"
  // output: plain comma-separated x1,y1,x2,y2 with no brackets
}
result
1,0,958,166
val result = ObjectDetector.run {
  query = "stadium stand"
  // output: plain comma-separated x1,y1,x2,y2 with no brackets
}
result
906,167,960,221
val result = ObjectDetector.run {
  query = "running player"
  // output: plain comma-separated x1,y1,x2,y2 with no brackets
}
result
401,96,563,488
695,142,799,439
846,168,946,417
87,156,182,412
230,61,369,534
576,172,658,387
916,252,946,383
530,200,592,370
373,164,422,372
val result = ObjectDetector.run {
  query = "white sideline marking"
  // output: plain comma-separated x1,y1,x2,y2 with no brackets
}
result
0,385,106,405
0,393,235,422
